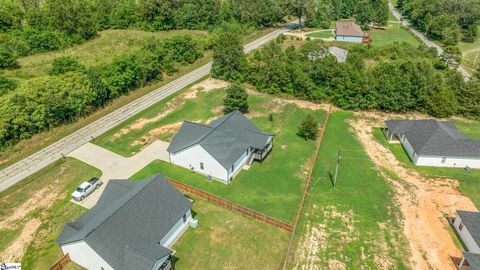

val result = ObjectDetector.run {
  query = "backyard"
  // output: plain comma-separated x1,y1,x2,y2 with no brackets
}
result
306,30,334,39
172,199,289,269
369,23,422,47
289,111,410,269
0,158,101,269
373,126,480,208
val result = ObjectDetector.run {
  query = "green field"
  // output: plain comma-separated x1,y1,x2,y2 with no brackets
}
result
459,32,480,74
131,100,326,222
1,29,208,81
306,31,334,39
172,199,289,269
373,128,480,208
370,23,422,47
0,158,101,269
289,111,409,269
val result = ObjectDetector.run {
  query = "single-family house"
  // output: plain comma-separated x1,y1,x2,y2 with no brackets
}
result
384,119,480,169
335,21,370,43
56,174,194,270
167,110,273,184
452,211,480,269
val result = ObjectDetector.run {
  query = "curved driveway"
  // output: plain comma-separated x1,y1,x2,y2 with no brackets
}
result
0,21,298,192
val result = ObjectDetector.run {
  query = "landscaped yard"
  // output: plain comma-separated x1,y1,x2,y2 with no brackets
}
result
369,23,422,47
0,158,101,270
172,199,289,269
373,127,480,208
131,98,326,222
289,111,409,269
306,30,334,39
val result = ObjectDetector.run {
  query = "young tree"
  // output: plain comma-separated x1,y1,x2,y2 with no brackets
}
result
223,83,249,113
297,113,318,140
211,29,247,82
48,56,84,75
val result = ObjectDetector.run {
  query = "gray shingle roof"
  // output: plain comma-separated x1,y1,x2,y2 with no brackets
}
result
385,119,480,158
458,210,480,248
464,252,480,270
57,174,191,270
167,110,272,169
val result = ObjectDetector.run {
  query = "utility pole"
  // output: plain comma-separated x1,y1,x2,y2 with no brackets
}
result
333,147,342,187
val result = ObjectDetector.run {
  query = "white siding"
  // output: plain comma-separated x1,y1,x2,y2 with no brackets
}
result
416,156,480,169
401,137,419,164
170,145,228,182
335,35,363,43
228,150,250,180
160,209,192,247
453,216,480,253
61,241,113,270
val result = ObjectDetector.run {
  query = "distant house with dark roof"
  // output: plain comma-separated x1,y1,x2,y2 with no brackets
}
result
56,174,194,270
384,119,480,169
167,110,273,183
335,21,370,43
452,211,480,269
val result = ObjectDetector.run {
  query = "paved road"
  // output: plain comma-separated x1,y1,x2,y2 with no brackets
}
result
388,1,471,80
0,21,298,193
68,140,170,208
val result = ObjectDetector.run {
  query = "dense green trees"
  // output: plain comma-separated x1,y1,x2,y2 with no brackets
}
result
223,83,249,113
292,0,389,28
247,40,480,119
0,44,18,68
397,0,480,44
0,35,204,148
212,29,247,82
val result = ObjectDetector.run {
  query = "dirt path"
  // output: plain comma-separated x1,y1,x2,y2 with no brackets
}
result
350,113,477,270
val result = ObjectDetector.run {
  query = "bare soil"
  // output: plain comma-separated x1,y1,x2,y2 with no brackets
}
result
350,112,478,270
0,218,41,262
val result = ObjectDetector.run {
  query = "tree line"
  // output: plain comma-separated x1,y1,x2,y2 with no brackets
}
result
241,40,479,119
0,35,203,148
397,0,480,44
0,0,288,68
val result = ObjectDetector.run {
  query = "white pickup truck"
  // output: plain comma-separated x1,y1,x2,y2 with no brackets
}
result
72,178,103,201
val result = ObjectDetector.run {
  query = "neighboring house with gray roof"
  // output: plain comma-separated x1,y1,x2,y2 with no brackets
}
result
56,174,194,270
452,211,480,269
384,119,480,169
167,110,273,183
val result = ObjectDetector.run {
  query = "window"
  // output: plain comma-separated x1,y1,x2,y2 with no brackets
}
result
200,162,204,170
441,157,447,164
459,221,464,231
183,213,187,223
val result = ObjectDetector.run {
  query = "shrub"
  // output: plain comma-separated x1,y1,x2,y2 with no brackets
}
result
0,44,18,69
48,56,85,75
223,83,249,113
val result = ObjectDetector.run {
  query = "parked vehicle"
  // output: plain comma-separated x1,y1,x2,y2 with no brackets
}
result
72,178,103,201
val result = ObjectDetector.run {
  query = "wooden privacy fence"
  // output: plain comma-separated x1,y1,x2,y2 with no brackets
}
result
166,178,294,233
49,253,70,270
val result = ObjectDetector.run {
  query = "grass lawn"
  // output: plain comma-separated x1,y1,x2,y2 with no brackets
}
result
131,101,326,222
373,128,480,208
306,31,334,39
0,158,100,269
370,23,422,47
172,199,289,269
1,29,208,81
289,111,409,269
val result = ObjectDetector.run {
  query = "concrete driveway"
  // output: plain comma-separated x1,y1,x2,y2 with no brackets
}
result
68,140,170,208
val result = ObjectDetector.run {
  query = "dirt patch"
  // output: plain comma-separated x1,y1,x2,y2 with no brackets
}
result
132,122,183,148
0,187,59,230
294,221,328,270
210,227,227,243
113,78,228,139
0,218,41,262
350,115,478,270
